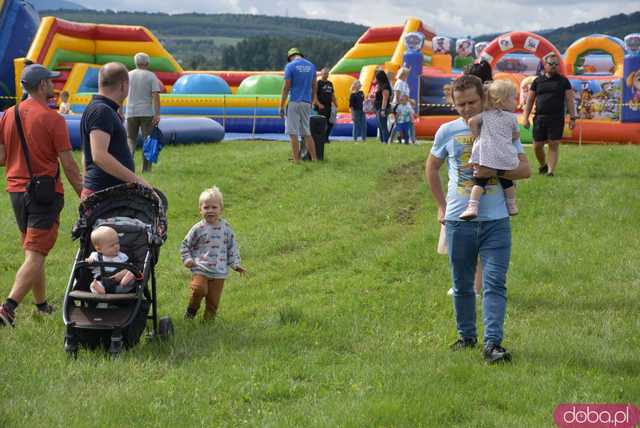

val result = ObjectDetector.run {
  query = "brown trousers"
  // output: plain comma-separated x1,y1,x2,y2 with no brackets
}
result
188,275,225,320
126,116,154,172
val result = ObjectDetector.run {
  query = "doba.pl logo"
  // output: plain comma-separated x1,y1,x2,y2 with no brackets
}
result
554,404,640,427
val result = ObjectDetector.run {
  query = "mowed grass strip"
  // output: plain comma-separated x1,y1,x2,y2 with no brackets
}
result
0,141,638,427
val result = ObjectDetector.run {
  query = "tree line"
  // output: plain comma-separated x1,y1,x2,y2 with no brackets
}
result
40,9,640,70
221,36,354,71
474,12,640,51
43,10,367,41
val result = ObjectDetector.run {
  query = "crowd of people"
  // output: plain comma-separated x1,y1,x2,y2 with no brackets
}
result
0,47,578,364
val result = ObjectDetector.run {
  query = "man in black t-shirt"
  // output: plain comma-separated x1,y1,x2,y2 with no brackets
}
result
80,62,151,199
523,53,577,177
314,68,337,143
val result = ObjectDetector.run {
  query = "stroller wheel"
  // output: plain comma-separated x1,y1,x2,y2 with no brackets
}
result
158,316,174,340
64,332,79,359
109,332,124,356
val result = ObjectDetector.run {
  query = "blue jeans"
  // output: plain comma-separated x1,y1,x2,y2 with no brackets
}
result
351,110,367,141
375,109,389,143
445,218,511,346
396,122,411,143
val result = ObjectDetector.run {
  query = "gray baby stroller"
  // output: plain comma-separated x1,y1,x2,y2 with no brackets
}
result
63,184,173,357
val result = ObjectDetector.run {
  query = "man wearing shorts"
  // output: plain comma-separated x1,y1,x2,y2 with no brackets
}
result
81,62,151,201
0,64,83,327
523,52,577,177
126,52,162,173
279,47,318,163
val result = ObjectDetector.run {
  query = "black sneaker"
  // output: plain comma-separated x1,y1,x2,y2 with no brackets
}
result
184,307,197,320
538,164,548,175
0,304,16,328
35,303,55,315
450,337,477,351
483,344,512,363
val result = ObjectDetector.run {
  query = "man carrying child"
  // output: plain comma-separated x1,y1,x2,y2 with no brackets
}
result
425,74,531,363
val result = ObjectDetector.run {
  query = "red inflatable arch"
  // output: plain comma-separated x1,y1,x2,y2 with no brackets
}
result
478,31,563,71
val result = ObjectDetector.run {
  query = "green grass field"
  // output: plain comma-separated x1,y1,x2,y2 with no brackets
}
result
0,140,638,427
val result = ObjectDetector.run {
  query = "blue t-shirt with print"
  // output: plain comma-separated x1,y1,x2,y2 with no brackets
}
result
395,104,414,124
284,58,316,103
431,118,524,221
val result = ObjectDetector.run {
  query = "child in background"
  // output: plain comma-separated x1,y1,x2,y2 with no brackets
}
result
181,186,246,321
519,76,536,112
58,91,71,115
460,79,520,220
394,94,416,144
389,67,411,143
86,226,136,294
349,80,367,142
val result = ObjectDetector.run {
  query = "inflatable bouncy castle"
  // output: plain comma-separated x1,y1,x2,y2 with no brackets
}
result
0,0,39,108
10,14,640,143
370,29,639,143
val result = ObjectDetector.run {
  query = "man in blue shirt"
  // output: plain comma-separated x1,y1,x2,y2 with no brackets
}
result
425,75,531,363
80,62,151,200
279,48,318,162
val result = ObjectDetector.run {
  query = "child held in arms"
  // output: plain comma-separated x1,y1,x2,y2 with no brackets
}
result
460,80,521,220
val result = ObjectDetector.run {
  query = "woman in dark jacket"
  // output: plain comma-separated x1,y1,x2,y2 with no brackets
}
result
373,69,391,143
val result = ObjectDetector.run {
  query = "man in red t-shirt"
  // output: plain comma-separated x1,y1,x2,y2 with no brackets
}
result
0,64,83,328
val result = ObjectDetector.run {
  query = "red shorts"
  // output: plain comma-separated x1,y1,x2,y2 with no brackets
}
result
10,192,64,255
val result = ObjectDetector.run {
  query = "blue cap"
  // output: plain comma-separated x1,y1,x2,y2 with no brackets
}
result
20,64,60,88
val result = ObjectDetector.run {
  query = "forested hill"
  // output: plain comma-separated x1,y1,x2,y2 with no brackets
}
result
40,11,367,70
475,12,640,51
39,10,368,41
39,10,639,70
30,0,85,10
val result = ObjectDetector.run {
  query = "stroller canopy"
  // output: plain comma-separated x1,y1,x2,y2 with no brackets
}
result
72,184,168,245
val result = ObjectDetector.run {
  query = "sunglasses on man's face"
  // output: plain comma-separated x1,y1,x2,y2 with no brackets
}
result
546,61,559,66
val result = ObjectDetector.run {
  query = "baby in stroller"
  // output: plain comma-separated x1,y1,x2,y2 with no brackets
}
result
86,226,136,294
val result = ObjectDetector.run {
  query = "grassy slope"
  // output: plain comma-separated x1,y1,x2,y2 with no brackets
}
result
0,141,638,427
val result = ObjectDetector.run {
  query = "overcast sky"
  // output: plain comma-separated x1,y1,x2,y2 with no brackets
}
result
76,0,640,37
